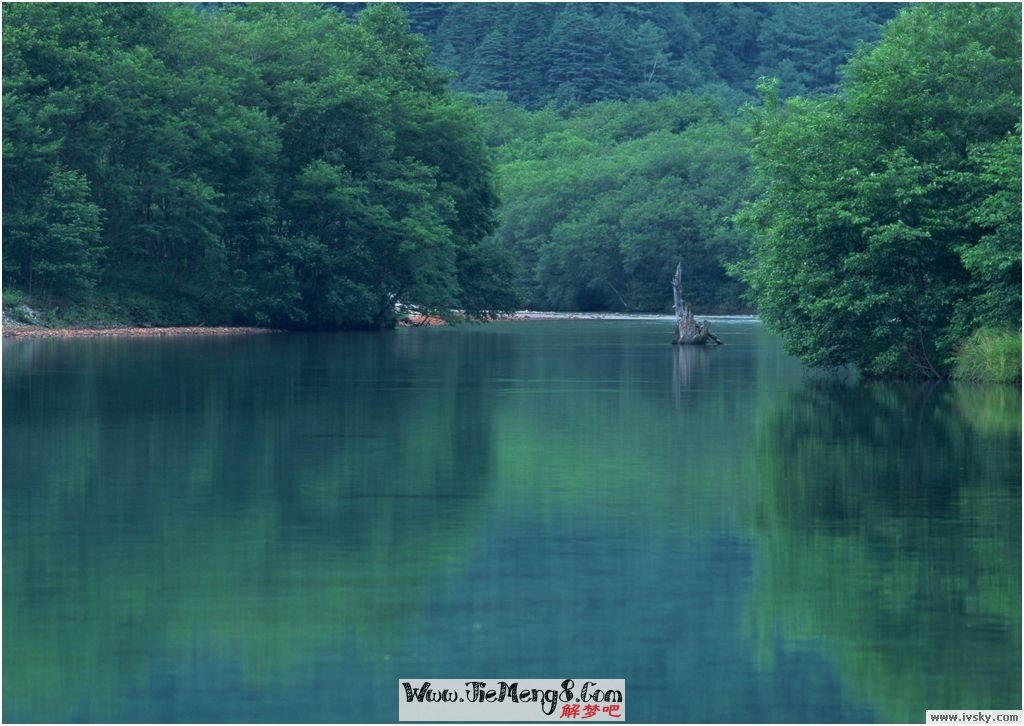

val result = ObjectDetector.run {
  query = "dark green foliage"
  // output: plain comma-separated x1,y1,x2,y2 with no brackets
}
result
4,168,103,298
388,3,898,108
2,3,509,328
754,4,887,96
957,126,1022,333
737,4,1022,378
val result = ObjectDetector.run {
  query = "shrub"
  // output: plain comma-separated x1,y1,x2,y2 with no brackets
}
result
2,288,26,309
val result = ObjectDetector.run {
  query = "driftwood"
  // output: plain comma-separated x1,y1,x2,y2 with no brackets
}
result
671,263,722,346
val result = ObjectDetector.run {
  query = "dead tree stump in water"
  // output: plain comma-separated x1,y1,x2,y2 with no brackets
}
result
672,263,722,346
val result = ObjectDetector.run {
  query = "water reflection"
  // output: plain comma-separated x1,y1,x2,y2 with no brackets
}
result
745,382,1022,722
3,323,1020,722
671,344,717,399
4,333,500,722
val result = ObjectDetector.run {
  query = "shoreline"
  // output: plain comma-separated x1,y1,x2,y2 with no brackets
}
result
2,325,282,340
3,311,758,339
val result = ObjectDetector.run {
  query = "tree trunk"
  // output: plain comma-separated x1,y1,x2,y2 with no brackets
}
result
671,262,722,345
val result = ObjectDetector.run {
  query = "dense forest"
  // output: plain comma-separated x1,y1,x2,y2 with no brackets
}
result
3,3,517,328
379,3,902,105
360,2,905,313
479,95,750,312
3,3,1021,378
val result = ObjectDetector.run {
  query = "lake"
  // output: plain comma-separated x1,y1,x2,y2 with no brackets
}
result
3,319,1021,722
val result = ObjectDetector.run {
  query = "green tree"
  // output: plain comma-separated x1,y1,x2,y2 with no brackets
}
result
466,26,516,95
7,168,104,298
737,4,1021,377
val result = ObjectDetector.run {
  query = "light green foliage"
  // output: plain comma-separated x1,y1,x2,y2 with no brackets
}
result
483,95,752,311
2,4,513,328
738,4,1022,377
953,328,1022,383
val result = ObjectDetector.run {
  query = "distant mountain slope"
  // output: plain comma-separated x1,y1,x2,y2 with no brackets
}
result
338,3,903,107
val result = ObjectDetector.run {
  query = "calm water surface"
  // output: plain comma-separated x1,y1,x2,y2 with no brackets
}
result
3,320,1021,722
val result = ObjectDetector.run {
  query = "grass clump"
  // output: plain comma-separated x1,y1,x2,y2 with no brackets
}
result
952,327,1022,383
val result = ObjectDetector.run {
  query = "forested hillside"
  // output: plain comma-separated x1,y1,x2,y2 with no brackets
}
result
361,3,901,106
4,2,1019,379
3,2,901,326
3,3,516,328
429,3,900,313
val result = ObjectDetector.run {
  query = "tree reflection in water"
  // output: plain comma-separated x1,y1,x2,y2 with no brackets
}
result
744,382,1022,722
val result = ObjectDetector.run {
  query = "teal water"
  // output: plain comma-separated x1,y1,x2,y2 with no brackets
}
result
3,320,1021,723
